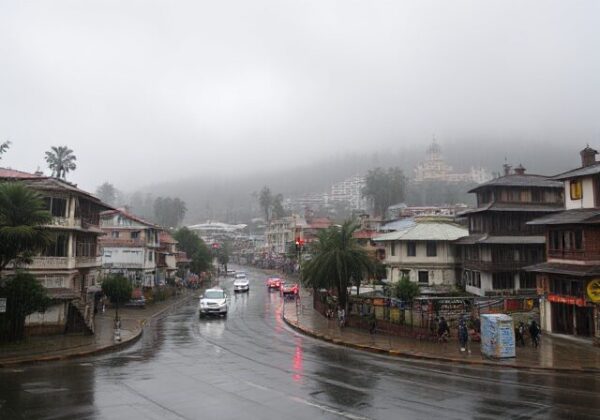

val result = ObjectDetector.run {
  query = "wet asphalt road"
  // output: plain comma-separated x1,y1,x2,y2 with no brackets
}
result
1,266,599,420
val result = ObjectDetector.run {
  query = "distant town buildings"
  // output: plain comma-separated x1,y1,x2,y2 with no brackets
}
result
414,139,492,184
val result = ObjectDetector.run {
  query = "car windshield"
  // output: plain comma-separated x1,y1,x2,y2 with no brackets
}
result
204,291,225,299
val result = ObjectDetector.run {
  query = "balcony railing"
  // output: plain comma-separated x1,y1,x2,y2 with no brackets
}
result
24,256,102,270
75,256,102,267
548,249,599,260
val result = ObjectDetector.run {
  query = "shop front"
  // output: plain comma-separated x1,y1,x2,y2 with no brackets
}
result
549,296,594,336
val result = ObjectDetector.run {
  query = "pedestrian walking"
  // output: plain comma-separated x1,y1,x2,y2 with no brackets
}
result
516,321,526,347
529,320,541,348
369,312,377,334
338,307,346,328
458,319,469,352
438,317,449,342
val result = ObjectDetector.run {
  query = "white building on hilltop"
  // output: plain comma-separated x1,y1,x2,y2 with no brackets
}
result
414,139,491,184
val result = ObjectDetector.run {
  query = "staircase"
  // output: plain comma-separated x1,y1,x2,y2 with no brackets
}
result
67,298,95,335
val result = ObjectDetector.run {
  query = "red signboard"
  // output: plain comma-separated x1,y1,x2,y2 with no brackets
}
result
547,294,587,307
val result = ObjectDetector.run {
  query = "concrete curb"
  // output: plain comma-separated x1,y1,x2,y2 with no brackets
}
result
0,292,197,368
282,313,600,375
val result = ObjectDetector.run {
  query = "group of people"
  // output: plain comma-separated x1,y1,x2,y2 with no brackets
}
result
515,320,541,348
433,316,472,352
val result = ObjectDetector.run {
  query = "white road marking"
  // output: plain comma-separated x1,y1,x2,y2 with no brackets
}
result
290,396,372,420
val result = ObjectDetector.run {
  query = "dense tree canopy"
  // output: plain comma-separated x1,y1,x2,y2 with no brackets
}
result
96,182,118,206
362,167,407,218
45,146,77,179
301,220,375,308
0,183,52,274
258,186,287,222
153,196,187,227
102,274,132,305
0,271,50,341
173,227,213,274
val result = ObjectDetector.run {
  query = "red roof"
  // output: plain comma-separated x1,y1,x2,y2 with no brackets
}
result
0,167,42,179
101,208,160,228
308,218,332,229
160,231,178,244
353,230,378,239
176,251,191,263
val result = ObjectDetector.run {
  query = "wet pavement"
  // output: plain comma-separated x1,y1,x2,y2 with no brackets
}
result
1,266,599,419
284,289,600,373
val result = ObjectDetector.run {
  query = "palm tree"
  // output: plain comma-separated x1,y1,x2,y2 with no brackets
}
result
301,220,374,310
44,146,77,179
0,183,52,274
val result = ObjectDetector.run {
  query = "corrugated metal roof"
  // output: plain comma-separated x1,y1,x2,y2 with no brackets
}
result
468,174,562,193
525,262,600,277
378,218,416,232
455,234,545,245
374,222,468,242
458,202,562,216
550,163,600,181
527,209,600,225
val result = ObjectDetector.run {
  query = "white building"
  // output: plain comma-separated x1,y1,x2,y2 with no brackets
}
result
329,174,368,210
414,139,491,184
374,221,468,286
100,209,161,287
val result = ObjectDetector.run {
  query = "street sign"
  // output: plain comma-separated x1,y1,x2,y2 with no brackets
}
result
0,298,6,313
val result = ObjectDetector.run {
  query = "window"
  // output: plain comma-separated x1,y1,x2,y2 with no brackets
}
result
492,272,515,290
426,241,437,257
520,271,537,289
570,180,582,200
418,271,429,284
131,231,140,240
407,242,416,257
531,189,542,203
111,231,120,238
44,233,69,257
390,243,396,257
43,197,68,217
148,251,153,262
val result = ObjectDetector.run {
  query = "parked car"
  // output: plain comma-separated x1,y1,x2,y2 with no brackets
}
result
125,296,146,308
226,269,236,277
234,272,247,279
281,282,299,298
199,288,228,317
233,276,250,293
266,277,282,290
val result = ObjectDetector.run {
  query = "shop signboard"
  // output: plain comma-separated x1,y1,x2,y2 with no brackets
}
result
547,294,587,307
480,314,516,359
587,279,600,303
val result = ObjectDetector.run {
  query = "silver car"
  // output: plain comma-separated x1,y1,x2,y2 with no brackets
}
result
233,275,250,292
199,288,228,317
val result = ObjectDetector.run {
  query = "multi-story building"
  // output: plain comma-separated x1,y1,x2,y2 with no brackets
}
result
0,169,111,335
375,220,468,286
527,147,600,342
100,209,161,287
158,231,179,283
329,174,368,211
456,165,564,297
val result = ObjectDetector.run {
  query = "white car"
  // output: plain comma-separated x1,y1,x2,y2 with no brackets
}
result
233,275,250,292
199,288,228,317
234,272,246,279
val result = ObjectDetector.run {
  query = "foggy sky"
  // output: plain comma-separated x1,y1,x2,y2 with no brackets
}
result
1,0,599,192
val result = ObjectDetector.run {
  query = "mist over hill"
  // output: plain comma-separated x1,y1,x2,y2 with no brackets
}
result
127,139,580,224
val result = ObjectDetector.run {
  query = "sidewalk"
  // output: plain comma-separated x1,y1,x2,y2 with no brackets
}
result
0,289,197,367
283,291,600,374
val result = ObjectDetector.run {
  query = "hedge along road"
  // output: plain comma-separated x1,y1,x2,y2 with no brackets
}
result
0,266,599,420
